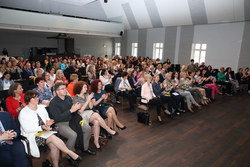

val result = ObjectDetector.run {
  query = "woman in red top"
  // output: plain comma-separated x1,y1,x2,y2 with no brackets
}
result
6,83,26,119
54,69,68,85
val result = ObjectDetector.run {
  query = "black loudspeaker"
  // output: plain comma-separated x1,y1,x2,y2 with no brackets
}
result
120,31,123,36
104,0,108,3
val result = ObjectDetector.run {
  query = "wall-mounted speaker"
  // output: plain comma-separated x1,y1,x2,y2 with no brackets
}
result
120,31,123,36
104,0,108,3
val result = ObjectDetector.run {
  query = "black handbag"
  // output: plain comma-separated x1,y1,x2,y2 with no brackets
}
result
137,112,150,125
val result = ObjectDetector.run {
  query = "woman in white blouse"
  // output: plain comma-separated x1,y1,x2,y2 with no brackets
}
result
19,90,81,167
141,74,171,122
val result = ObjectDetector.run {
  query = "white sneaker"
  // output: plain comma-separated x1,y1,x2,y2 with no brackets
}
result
248,90,250,94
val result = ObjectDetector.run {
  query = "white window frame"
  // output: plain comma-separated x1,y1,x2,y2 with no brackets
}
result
152,43,164,60
131,43,138,57
115,43,121,56
191,43,207,64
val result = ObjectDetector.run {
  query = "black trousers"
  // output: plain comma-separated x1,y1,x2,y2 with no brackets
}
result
104,84,119,101
148,97,164,116
119,90,137,109
217,81,232,93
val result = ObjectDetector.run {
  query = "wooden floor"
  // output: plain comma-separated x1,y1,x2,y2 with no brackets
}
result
38,93,250,167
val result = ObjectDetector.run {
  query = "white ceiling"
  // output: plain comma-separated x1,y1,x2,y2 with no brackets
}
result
0,0,249,30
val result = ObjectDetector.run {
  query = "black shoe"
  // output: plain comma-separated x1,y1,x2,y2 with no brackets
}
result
83,149,96,155
157,117,163,123
67,156,82,166
116,125,127,130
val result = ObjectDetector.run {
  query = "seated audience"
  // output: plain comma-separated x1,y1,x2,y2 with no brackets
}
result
19,90,82,167
117,72,137,112
55,69,68,85
6,83,26,119
33,77,53,106
67,74,79,98
141,74,171,122
33,61,44,77
0,71,14,91
173,72,201,112
22,63,35,80
225,67,239,93
0,111,28,167
49,82,96,155
91,79,126,129
73,81,118,148
217,67,232,95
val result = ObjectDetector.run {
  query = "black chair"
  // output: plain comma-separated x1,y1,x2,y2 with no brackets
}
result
15,115,33,167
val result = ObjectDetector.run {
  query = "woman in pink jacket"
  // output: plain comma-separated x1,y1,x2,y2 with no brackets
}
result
141,74,172,122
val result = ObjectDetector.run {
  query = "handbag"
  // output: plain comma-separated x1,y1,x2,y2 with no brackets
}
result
137,112,150,125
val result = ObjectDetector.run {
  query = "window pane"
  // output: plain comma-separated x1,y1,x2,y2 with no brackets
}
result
156,43,160,47
160,43,163,48
200,51,206,63
195,44,201,49
202,44,207,50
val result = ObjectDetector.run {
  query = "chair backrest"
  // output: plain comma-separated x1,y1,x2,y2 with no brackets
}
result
114,77,122,94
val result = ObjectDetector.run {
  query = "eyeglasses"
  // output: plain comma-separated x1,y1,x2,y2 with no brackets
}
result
57,87,67,91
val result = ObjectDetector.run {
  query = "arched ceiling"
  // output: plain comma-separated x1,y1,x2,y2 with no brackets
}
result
0,0,249,30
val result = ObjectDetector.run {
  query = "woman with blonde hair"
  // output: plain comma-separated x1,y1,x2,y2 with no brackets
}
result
173,72,201,112
55,69,68,85
141,74,171,122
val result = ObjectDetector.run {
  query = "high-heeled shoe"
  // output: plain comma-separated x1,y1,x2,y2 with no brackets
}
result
110,131,119,136
67,155,82,166
157,116,162,123
116,125,127,130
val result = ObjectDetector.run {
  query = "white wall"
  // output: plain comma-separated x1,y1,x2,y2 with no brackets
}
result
73,35,113,58
123,22,246,70
193,22,244,71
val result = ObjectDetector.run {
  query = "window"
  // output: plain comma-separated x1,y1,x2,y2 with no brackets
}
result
191,43,207,64
153,43,163,60
131,43,138,57
115,43,121,56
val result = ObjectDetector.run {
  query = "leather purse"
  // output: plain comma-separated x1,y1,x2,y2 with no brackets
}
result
137,112,150,125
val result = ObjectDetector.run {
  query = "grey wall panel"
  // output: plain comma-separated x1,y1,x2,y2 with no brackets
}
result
138,29,147,58
144,0,163,28
245,0,250,21
122,3,139,29
187,0,208,25
178,25,194,65
121,31,128,58
164,26,177,63
238,22,250,69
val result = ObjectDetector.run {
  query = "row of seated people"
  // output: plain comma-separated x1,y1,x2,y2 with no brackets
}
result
1,79,126,167
1,55,249,166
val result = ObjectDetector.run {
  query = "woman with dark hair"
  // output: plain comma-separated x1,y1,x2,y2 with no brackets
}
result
73,81,118,149
225,67,239,93
6,83,26,119
0,71,14,91
128,70,143,96
19,90,82,167
99,69,120,103
91,79,126,130
33,77,53,106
